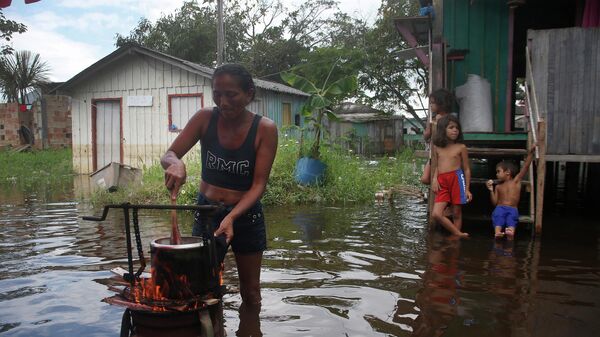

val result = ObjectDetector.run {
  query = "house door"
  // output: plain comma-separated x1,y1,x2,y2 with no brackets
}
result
93,100,121,171
282,102,292,126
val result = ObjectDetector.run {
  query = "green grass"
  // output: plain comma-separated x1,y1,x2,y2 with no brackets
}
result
262,137,422,205
91,137,423,206
89,157,202,206
0,145,423,206
0,148,75,190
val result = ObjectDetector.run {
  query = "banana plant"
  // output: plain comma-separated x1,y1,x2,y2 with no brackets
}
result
281,67,357,159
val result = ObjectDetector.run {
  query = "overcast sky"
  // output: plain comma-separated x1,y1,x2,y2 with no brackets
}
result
3,0,381,82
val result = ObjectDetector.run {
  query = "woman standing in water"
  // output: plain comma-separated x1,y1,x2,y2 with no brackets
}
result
161,63,278,309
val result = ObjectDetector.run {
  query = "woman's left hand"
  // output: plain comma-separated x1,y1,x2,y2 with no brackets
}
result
214,215,234,244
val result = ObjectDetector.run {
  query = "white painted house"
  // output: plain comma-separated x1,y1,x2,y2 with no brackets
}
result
52,44,308,174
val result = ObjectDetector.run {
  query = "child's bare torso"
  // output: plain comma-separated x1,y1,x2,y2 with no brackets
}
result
436,143,465,174
496,179,522,207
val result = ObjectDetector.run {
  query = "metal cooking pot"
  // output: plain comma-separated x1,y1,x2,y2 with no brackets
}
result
150,236,219,299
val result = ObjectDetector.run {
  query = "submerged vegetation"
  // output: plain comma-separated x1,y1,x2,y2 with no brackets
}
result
91,137,423,206
0,148,75,197
0,148,74,187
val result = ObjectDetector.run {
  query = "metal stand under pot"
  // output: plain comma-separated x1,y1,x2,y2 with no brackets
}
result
83,203,224,337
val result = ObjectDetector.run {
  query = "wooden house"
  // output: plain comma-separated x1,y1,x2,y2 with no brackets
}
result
395,0,600,232
51,44,308,174
326,102,403,155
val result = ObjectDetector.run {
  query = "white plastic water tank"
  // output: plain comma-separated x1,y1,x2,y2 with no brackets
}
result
454,74,494,132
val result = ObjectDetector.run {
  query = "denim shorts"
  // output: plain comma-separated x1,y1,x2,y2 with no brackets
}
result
192,193,267,256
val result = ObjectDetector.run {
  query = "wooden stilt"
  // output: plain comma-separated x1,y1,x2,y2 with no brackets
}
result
535,120,546,234
528,131,535,233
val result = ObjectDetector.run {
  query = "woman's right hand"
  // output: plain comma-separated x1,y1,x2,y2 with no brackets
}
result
164,160,187,200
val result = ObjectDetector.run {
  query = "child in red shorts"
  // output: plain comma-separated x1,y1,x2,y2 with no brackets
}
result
431,115,471,238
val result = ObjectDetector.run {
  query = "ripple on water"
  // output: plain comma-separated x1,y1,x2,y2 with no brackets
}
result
1,193,599,336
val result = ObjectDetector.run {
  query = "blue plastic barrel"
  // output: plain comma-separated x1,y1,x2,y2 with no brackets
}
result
294,157,326,186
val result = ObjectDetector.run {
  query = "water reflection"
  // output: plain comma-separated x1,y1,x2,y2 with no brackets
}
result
487,240,517,297
411,232,462,337
236,303,262,337
292,210,324,244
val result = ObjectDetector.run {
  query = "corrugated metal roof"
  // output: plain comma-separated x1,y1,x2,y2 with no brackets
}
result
334,102,383,115
337,112,402,123
52,43,309,97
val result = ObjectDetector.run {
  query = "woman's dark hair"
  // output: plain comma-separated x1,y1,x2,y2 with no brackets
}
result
212,63,256,100
429,88,454,114
433,114,463,147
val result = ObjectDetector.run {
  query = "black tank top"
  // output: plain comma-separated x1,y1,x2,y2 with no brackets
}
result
201,108,262,191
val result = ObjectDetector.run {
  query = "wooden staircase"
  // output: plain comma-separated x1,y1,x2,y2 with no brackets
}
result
467,141,536,227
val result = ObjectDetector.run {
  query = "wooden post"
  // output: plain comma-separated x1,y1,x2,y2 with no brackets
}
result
535,120,546,234
428,0,444,225
431,0,445,91
528,129,535,229
216,0,224,66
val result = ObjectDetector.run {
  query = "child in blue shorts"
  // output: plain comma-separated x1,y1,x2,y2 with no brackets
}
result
486,144,536,240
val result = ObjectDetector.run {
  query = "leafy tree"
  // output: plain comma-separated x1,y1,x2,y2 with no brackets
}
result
0,50,50,103
290,12,367,90
246,0,353,81
115,0,353,82
0,10,27,56
359,0,427,125
116,1,246,66
115,0,429,121
285,0,428,123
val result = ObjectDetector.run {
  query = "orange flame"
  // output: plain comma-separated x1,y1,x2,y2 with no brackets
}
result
127,255,198,311
219,263,224,286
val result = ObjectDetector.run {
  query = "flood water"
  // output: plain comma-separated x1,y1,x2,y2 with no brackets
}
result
1,180,599,337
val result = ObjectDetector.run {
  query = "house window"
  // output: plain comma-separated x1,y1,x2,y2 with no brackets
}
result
282,103,292,126
168,93,203,132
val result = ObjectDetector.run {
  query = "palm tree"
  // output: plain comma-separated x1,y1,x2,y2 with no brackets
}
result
0,50,50,104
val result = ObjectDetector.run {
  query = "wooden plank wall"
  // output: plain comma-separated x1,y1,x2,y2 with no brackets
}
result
528,28,600,156
71,55,211,174
70,53,307,174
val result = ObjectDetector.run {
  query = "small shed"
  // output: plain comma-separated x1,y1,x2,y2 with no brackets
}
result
52,44,308,174
327,102,403,155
